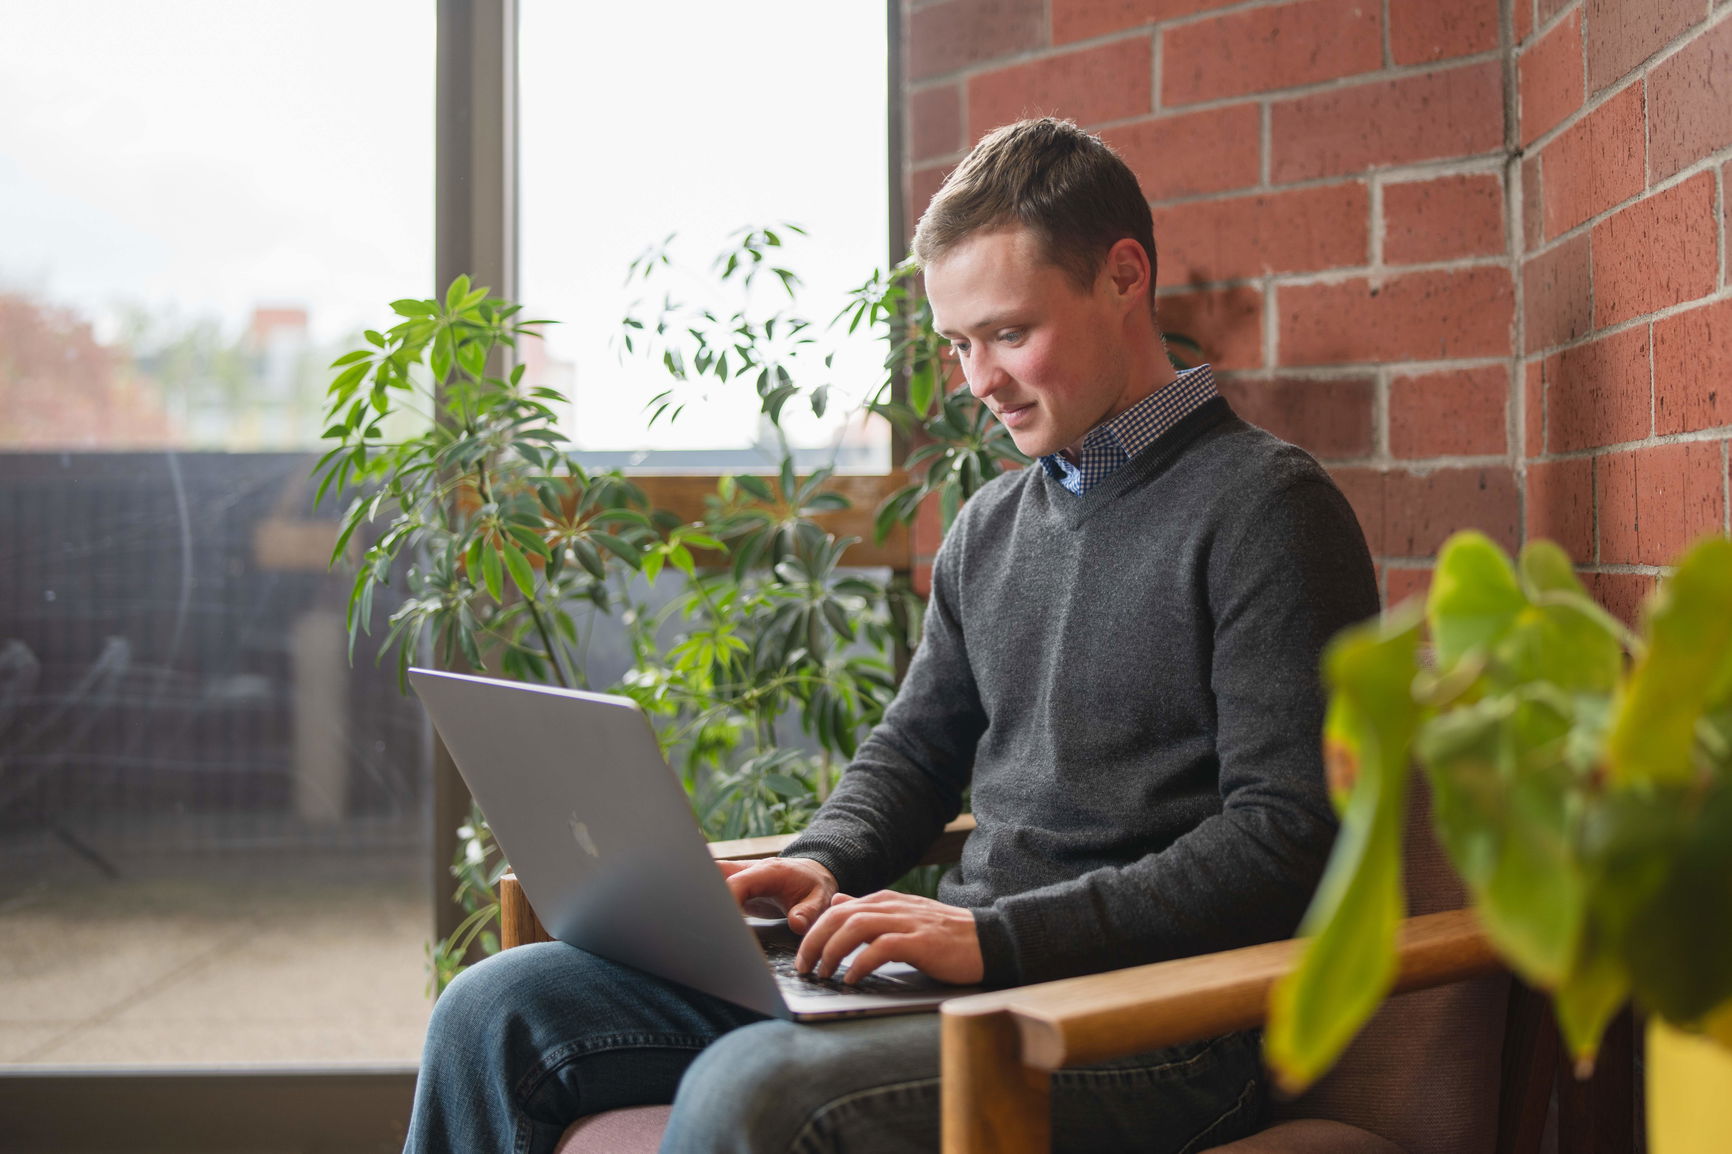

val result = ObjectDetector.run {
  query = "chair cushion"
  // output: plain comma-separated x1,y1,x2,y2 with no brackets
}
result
1212,1118,1405,1153
555,1105,672,1154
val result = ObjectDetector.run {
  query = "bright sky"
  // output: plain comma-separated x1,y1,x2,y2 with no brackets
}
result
0,0,888,453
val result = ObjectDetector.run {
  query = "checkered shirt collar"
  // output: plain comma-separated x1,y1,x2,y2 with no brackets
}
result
1041,364,1219,496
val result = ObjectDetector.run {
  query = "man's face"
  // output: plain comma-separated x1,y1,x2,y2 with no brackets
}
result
924,225,1139,461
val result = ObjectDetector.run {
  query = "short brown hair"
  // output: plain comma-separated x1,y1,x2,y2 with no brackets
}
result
911,118,1156,294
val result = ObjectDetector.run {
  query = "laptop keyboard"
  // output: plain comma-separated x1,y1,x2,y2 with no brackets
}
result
762,942,915,998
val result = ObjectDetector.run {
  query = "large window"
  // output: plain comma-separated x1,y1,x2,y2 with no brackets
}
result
0,1,895,1133
519,0,891,472
0,0,436,1066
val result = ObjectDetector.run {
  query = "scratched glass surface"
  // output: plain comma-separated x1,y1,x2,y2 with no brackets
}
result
0,0,436,1065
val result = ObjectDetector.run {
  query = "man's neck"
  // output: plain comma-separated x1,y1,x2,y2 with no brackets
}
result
1060,357,1182,463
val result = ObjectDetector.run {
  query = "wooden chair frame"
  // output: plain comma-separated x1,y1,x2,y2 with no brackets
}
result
938,910,1512,1153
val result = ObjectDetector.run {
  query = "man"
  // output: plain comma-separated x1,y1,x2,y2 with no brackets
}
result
405,117,1378,1154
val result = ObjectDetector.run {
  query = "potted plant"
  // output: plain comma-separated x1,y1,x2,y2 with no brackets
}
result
309,235,1016,991
1266,529,1732,1151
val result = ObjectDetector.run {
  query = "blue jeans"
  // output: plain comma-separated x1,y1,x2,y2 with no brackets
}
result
405,942,1265,1154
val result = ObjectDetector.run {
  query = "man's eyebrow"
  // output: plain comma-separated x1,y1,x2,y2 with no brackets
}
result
937,311,1020,338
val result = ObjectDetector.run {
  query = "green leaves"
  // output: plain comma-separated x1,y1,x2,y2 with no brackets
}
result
1270,528,1732,1089
1426,531,1525,669
1605,536,1732,787
1266,610,1419,1092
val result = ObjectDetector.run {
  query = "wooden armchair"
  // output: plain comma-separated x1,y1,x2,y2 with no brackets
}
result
941,788,1555,1154
495,802,1563,1154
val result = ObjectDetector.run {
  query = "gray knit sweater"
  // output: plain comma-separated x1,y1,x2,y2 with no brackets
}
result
784,397,1379,987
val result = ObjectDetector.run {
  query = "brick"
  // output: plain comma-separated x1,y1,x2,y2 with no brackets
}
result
910,84,963,163
1526,360,1545,457
1523,232,1593,354
1390,0,1499,64
1271,61,1505,184
1330,466,1387,554
1586,0,1703,93
909,0,1048,81
913,561,934,599
1591,171,1719,327
1386,566,1434,606
909,163,952,230
1052,0,1243,44
1155,285,1265,371
1584,571,1658,628
1154,182,1369,281
1386,466,1522,556
1279,266,1514,366
1515,0,1534,45
1523,155,1545,250
1546,326,1652,452
1596,440,1725,564
968,37,1152,138
1519,9,1584,147
1383,172,1506,264
1655,297,1732,434
1539,81,1645,236
1162,0,1383,106
914,492,943,557
1526,457,1595,562
1539,0,1574,22
1103,105,1262,203
1214,375,1376,458
1649,14,1732,184
1389,365,1509,458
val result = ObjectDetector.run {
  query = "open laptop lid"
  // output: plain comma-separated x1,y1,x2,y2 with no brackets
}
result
407,668,791,1019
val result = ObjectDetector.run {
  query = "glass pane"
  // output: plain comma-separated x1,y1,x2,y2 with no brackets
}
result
0,0,435,1064
519,1,892,471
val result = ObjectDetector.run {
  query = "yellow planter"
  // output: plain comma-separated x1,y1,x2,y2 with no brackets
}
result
1647,1018,1732,1153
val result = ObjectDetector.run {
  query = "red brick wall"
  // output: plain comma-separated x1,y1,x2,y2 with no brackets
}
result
899,0,1732,615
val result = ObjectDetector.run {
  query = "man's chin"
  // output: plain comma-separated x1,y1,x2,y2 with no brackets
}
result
1007,432,1060,459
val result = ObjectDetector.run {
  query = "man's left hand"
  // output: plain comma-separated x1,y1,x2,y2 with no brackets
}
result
793,890,984,986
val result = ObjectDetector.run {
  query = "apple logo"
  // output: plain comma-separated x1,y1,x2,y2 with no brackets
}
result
568,814,600,859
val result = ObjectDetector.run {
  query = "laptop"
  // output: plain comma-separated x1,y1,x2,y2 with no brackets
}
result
408,667,981,1020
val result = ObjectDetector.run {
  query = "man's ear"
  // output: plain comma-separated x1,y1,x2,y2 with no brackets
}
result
1101,237,1152,310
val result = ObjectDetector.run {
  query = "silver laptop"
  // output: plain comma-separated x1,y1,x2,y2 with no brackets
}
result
408,667,980,1020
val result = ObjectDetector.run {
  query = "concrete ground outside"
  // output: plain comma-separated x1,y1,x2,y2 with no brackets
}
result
0,826,433,1066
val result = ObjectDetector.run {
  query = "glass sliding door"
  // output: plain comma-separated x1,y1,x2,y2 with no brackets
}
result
0,0,436,1068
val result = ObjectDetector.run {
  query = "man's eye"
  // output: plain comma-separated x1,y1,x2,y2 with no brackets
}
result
947,341,970,357
997,329,1023,344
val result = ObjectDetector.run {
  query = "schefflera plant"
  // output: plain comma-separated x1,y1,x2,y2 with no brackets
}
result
1266,530,1732,1091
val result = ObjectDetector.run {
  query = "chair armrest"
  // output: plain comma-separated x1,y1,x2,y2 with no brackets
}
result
939,909,1498,1154
500,814,978,949
946,907,1497,1070
706,813,976,866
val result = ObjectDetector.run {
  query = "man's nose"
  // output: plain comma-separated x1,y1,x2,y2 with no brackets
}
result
967,350,1006,401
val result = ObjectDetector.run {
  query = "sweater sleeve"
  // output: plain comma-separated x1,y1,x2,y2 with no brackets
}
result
971,478,1379,986
780,504,989,896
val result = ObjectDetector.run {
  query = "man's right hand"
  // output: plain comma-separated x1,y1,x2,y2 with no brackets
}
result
718,857,840,933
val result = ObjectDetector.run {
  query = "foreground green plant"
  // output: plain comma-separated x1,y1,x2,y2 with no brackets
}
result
1267,530,1732,1091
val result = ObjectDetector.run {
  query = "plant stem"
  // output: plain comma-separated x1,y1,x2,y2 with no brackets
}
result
524,595,571,689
